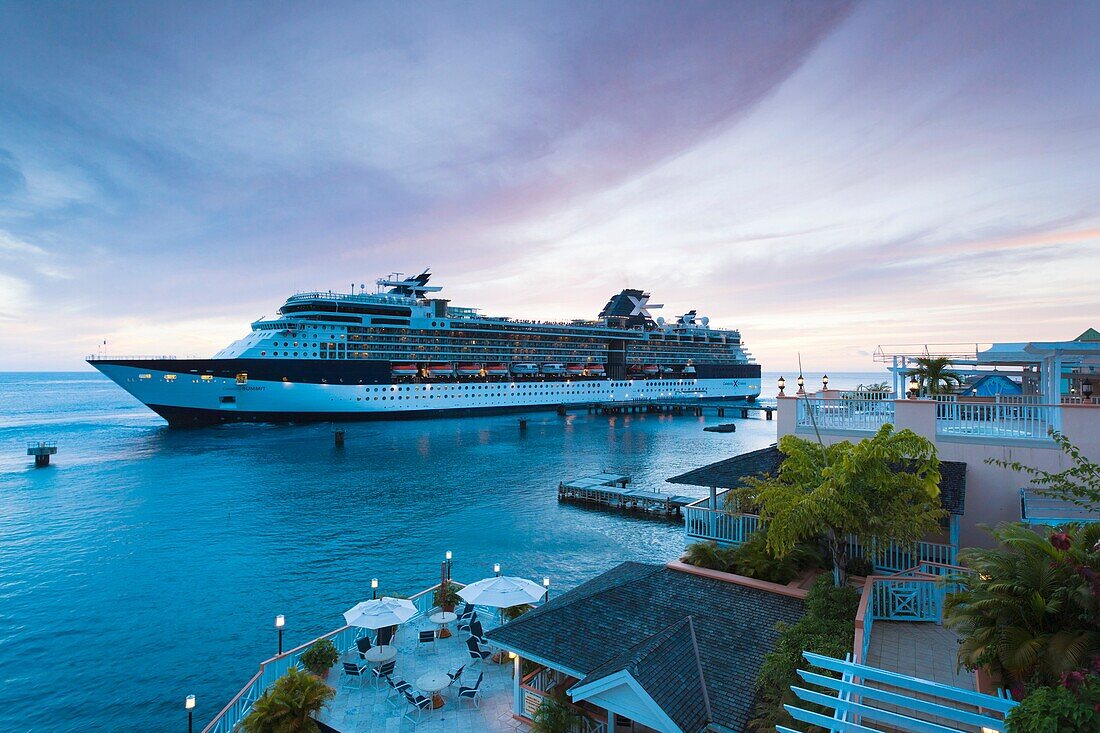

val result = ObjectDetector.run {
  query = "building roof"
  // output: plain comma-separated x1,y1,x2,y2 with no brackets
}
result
667,445,967,515
958,373,1022,397
486,561,805,733
1076,327,1100,342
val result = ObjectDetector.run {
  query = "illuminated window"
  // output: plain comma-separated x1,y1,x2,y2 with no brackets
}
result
201,374,213,381
164,374,177,381
139,373,152,379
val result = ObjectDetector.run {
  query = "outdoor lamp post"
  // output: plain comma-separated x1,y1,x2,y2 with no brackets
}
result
275,615,285,655
186,694,195,733
494,563,501,577
445,551,453,580
543,576,550,602
822,374,829,390
796,374,805,394
777,376,785,396
371,578,378,599
908,376,920,398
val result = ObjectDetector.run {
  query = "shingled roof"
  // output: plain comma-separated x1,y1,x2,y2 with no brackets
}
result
486,562,805,733
667,445,966,515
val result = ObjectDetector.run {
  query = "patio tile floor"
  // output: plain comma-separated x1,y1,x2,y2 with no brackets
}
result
317,623,526,733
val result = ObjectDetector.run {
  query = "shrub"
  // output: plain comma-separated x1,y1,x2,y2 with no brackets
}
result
242,666,335,733
731,534,822,585
299,639,339,676
844,555,875,578
684,541,738,572
748,575,860,732
1007,672,1100,733
531,693,585,733
433,581,461,609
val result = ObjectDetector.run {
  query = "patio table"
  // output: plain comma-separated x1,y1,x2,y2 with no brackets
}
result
429,611,457,639
416,672,450,709
360,645,397,664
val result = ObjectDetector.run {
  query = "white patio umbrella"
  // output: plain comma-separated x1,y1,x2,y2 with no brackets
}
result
343,596,417,629
457,576,546,609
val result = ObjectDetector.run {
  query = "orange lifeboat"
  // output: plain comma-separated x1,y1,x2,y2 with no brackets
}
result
391,363,418,377
426,363,454,377
456,363,483,376
485,363,509,377
587,364,606,376
566,364,586,376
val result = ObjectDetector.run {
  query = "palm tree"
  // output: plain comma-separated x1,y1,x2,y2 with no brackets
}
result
531,694,585,733
909,357,963,395
944,523,1100,687
242,667,335,733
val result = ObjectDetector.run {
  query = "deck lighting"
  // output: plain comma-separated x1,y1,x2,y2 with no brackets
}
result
796,374,805,394
908,376,919,398
186,694,196,733
777,376,786,396
494,563,501,576
1084,379,1094,399
822,374,829,389
445,551,453,579
543,577,550,602
371,578,378,599
275,615,285,655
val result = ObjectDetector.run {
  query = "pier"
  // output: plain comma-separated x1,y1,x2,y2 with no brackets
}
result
558,472,696,517
27,441,57,467
572,399,775,420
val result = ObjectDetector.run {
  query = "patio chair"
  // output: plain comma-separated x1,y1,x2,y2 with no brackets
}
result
402,689,435,723
385,676,412,707
342,661,368,688
417,629,436,652
468,617,485,639
355,636,373,659
456,604,475,630
371,659,396,687
457,672,483,708
466,636,491,663
445,664,465,695
376,625,394,647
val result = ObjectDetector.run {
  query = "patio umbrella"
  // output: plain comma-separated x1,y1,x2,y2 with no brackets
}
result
343,597,417,629
457,576,545,609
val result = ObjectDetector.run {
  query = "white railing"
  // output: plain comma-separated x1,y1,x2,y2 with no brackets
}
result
683,502,760,545
86,354,181,361
796,397,895,432
1062,396,1100,405
838,390,893,401
936,401,1058,439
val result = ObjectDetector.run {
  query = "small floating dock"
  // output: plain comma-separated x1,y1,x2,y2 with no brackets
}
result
27,441,58,467
558,472,696,516
703,423,737,433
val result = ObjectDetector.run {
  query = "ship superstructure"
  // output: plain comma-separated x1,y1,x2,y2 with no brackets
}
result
89,270,761,425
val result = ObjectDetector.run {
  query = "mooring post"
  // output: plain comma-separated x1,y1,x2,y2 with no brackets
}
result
334,429,345,447
27,441,57,468
519,418,528,431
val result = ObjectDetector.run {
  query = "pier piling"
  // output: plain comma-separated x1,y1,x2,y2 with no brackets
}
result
518,418,528,431
334,429,346,447
27,441,57,468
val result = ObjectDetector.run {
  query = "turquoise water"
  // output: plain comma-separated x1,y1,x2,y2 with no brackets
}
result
0,370,876,731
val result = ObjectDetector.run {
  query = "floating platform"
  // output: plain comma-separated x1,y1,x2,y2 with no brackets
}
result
27,441,58,467
703,423,737,433
558,473,696,516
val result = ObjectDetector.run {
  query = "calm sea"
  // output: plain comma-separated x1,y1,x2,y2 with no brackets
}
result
0,370,881,731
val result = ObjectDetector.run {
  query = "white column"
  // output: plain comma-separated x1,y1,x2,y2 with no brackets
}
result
513,655,523,716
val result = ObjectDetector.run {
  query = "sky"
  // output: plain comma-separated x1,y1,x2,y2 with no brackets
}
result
1,0,1098,372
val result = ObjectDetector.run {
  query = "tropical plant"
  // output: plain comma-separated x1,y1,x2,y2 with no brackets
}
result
843,554,875,579
944,523,1100,687
729,534,822,585
1006,670,1100,733
735,425,946,586
530,693,585,733
749,575,860,732
503,603,533,621
299,639,339,676
433,581,461,610
908,356,963,395
241,666,335,733
988,431,1100,517
683,540,739,572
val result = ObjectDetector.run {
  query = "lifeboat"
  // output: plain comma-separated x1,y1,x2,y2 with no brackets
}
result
510,362,539,376
541,363,566,376
485,363,509,377
587,363,606,376
682,365,697,375
456,363,483,376
642,365,660,375
566,364,586,376
391,364,418,377
426,363,454,377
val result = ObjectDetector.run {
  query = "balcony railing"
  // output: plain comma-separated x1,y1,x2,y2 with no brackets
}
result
519,667,607,733
796,397,895,432
935,401,1058,439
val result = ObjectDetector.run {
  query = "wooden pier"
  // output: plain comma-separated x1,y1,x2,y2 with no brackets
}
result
558,472,697,517
573,399,775,420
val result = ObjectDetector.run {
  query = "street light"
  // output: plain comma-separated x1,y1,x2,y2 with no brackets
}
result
543,576,550,602
777,376,785,396
822,374,829,390
186,694,195,733
796,374,805,394
371,578,378,600
275,615,285,655
908,376,920,398
493,563,501,577
445,551,453,580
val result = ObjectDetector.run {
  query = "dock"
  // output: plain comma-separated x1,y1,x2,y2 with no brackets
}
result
573,399,775,419
558,472,697,517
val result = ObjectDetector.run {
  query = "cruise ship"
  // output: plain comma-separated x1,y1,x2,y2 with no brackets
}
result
89,271,761,426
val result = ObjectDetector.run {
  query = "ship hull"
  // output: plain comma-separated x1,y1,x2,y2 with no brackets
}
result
89,359,761,427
